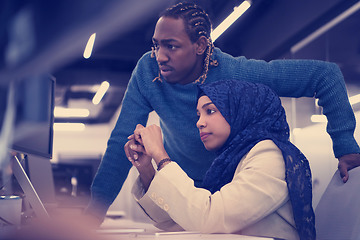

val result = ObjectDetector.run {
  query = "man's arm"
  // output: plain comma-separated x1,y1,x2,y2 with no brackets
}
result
84,65,153,223
230,55,360,180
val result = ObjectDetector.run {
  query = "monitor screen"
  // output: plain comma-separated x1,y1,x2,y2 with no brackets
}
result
11,74,55,159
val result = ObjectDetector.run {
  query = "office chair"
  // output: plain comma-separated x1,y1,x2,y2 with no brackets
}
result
315,167,360,240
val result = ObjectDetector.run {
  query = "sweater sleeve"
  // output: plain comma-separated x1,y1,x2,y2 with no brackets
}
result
85,54,154,222
226,55,359,158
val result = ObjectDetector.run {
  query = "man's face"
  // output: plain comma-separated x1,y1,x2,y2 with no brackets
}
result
152,17,203,85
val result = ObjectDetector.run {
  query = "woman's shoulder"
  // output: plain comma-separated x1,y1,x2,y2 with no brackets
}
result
251,139,280,152
237,140,284,173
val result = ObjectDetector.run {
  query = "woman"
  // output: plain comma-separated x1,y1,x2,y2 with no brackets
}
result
125,79,315,240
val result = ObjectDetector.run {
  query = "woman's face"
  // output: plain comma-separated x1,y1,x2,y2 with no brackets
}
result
196,95,231,151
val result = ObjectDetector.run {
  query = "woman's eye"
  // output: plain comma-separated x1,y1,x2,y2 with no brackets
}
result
207,109,216,114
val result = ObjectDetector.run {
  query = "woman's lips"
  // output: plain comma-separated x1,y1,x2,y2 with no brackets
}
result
200,132,211,141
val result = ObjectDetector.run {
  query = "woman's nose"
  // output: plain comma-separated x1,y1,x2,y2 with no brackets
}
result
196,117,206,129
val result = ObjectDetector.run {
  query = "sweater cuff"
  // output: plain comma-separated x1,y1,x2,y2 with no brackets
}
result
83,198,110,224
332,132,360,158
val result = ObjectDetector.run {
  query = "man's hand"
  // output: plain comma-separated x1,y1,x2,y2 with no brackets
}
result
338,153,360,183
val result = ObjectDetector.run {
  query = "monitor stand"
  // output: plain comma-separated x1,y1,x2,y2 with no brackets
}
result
11,155,50,220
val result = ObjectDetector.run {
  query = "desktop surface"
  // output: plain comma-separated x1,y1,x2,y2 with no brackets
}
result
0,211,274,240
99,217,274,240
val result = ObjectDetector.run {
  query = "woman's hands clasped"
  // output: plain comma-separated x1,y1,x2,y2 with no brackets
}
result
124,124,170,190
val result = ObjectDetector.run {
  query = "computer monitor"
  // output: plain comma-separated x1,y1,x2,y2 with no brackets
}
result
0,74,57,220
11,74,55,159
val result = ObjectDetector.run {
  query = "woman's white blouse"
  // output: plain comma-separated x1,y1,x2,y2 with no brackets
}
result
132,140,299,240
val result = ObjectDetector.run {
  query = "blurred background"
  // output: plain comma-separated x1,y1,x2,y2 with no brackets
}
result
0,0,359,218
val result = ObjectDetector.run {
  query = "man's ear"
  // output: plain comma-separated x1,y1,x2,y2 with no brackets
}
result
195,36,208,55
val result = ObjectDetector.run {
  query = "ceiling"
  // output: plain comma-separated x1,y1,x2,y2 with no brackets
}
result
1,0,360,126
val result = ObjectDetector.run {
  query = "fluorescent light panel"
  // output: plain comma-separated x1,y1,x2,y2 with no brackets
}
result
54,123,85,132
311,114,327,123
83,33,96,59
92,81,110,105
211,0,251,42
54,107,90,118
349,94,360,106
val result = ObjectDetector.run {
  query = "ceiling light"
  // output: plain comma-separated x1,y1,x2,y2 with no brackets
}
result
211,0,251,42
92,81,110,105
54,107,90,118
54,123,85,132
311,114,327,123
83,33,96,59
349,94,360,106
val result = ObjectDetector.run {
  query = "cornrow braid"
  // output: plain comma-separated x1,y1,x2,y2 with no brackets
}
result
195,38,218,84
152,2,218,84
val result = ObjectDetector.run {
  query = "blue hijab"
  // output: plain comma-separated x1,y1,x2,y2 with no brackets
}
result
198,79,315,240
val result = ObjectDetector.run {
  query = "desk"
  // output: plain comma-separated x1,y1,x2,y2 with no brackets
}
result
99,218,274,240
0,216,273,240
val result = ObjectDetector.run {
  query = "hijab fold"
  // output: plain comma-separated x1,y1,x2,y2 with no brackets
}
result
198,80,315,240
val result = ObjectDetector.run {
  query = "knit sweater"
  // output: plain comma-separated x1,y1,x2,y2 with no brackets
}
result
86,48,359,221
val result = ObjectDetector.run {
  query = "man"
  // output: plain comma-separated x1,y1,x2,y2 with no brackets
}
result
85,2,360,224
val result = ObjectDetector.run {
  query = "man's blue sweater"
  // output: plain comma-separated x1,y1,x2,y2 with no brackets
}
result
87,48,359,221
